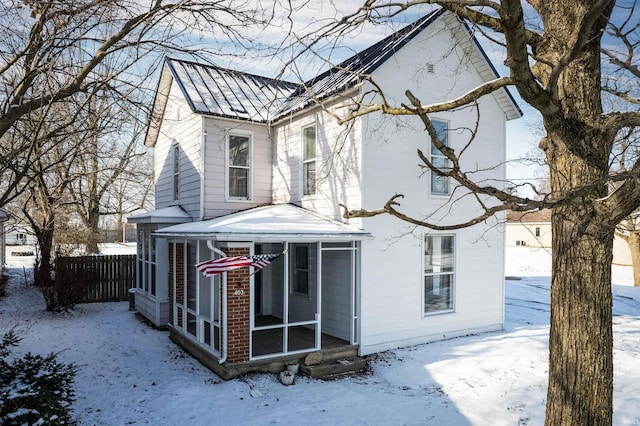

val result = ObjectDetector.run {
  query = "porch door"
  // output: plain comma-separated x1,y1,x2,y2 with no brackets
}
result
251,242,320,359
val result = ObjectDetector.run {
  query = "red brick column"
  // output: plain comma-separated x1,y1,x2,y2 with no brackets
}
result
223,246,251,363
168,242,185,327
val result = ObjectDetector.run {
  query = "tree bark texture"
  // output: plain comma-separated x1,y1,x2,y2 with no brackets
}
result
627,232,640,286
536,1,617,424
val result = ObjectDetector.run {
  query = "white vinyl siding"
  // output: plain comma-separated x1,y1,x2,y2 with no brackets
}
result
152,79,201,218
272,103,363,222
357,15,508,355
201,119,272,218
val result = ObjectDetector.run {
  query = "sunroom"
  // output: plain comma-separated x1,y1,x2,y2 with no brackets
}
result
153,204,371,378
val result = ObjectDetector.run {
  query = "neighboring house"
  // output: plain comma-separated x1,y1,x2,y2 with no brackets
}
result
0,209,9,269
4,225,36,246
129,9,522,379
506,209,632,265
505,210,553,248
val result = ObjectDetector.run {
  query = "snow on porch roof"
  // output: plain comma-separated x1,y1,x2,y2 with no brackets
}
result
127,206,192,224
153,204,372,242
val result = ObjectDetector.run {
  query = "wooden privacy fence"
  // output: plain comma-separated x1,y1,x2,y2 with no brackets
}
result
55,254,136,303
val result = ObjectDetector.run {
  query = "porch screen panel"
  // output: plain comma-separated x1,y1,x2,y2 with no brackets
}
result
321,250,352,341
287,324,317,352
288,243,317,323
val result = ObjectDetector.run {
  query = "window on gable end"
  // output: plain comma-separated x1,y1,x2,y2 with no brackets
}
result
302,124,316,196
430,120,450,196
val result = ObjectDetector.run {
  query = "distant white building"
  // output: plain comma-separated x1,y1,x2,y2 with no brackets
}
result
130,9,522,378
506,210,631,266
4,225,36,246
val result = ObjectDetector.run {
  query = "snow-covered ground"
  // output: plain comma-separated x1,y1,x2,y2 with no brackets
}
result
1,246,639,425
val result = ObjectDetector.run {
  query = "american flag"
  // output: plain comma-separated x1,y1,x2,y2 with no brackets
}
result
196,250,287,277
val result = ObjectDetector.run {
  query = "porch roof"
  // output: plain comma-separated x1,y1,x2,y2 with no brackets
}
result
153,204,372,242
127,206,192,224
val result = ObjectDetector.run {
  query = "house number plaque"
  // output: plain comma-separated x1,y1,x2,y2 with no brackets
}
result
234,289,245,296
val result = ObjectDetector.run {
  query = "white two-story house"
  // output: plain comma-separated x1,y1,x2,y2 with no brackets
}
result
129,9,521,379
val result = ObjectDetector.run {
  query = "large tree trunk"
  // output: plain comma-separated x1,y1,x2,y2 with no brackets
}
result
627,232,640,286
536,2,616,424
546,205,613,425
85,205,100,254
34,225,55,289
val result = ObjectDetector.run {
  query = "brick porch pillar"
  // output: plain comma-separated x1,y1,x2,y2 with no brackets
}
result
168,241,185,327
223,246,251,363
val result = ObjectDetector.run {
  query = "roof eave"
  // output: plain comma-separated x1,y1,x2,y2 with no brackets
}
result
152,231,373,242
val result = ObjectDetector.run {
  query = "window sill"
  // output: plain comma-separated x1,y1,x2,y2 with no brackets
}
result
422,308,455,317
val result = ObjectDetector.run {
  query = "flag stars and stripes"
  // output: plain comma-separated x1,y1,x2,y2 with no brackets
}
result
195,250,287,277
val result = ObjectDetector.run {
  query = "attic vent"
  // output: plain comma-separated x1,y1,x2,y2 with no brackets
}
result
426,63,435,74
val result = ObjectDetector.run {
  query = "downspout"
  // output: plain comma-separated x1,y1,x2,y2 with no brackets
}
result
200,116,206,221
207,240,228,364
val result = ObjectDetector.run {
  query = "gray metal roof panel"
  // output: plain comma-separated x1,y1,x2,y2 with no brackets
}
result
166,58,300,122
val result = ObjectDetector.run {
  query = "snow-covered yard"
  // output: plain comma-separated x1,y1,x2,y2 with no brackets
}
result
1,246,639,425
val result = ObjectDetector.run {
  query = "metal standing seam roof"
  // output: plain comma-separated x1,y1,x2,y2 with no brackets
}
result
161,8,520,124
163,10,445,123
167,59,300,122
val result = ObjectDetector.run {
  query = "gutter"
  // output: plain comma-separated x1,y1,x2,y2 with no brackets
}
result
207,241,228,364
200,116,206,221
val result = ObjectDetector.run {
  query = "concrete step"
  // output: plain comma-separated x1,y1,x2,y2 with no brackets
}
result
314,344,359,362
300,356,368,380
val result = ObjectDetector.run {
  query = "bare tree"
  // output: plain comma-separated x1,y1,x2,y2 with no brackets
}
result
66,89,152,253
0,0,286,207
309,1,640,424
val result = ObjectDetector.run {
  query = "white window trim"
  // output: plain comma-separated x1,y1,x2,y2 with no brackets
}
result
136,227,157,298
172,142,180,203
290,243,311,297
422,234,456,316
301,122,317,199
225,130,254,202
429,119,451,197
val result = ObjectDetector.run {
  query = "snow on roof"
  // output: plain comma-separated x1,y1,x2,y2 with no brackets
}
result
127,206,192,224
154,204,372,241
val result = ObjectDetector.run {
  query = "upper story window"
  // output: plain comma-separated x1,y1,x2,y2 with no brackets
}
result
302,124,316,196
173,144,180,202
424,234,455,314
227,132,252,200
430,120,450,196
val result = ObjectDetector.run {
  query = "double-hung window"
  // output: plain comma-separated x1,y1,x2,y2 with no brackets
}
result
424,235,454,314
290,243,310,296
137,226,157,297
302,124,316,196
173,144,180,202
228,133,252,200
430,120,450,195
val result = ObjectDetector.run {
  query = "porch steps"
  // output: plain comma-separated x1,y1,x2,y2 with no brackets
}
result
300,345,367,379
300,356,368,380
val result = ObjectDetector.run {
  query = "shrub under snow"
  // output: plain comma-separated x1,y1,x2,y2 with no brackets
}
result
0,330,79,425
